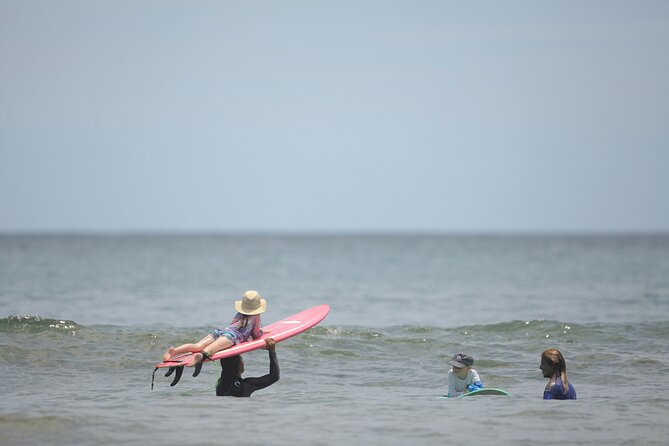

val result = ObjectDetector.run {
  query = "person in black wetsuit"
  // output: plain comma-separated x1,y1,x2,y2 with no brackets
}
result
216,338,279,397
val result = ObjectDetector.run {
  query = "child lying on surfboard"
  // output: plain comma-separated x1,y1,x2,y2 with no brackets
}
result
162,290,266,371
446,352,484,397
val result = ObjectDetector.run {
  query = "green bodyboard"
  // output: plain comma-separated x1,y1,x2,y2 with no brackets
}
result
438,388,510,398
458,388,509,397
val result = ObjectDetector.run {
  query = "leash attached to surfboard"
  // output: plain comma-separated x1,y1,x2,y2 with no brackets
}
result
151,365,184,390
151,352,196,389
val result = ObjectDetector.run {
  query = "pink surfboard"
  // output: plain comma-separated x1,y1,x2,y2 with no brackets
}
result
155,304,330,369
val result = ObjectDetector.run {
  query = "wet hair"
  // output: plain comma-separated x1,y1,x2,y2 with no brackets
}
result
220,356,241,377
542,349,570,395
216,355,242,395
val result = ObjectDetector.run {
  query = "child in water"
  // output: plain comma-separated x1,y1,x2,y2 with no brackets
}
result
162,290,266,367
446,352,484,397
540,348,576,400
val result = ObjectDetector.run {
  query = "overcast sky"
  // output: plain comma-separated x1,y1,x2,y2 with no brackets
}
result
1,1,668,233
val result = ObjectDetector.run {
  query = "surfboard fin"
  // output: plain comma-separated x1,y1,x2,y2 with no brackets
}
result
170,366,184,386
192,362,203,378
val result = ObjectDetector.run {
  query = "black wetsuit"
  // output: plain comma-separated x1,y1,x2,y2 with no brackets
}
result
215,350,279,397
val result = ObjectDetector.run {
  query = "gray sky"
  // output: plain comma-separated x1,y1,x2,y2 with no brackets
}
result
2,1,668,233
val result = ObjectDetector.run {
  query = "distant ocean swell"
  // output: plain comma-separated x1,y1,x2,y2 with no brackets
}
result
3,314,668,341
3,315,667,366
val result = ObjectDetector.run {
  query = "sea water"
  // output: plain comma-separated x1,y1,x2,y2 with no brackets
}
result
1,234,668,445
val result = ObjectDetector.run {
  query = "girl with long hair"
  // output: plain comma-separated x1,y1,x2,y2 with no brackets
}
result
540,349,577,400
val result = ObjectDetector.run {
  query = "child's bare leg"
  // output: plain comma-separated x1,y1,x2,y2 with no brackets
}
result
191,337,233,365
206,336,234,356
163,335,214,361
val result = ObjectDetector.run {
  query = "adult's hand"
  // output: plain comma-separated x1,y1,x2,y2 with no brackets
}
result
263,337,276,352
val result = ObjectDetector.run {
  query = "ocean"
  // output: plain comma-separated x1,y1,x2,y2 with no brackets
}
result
1,234,668,445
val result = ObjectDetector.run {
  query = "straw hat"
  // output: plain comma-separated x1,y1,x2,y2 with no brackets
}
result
235,290,267,315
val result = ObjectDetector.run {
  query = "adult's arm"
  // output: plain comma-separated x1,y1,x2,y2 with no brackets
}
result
241,338,279,396
241,349,280,396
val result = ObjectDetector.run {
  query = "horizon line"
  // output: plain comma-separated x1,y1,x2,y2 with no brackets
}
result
1,228,668,237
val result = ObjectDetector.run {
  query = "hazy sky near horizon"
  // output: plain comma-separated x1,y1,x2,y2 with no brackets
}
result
1,1,668,233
